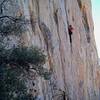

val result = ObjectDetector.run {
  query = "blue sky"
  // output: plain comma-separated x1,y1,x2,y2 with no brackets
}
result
91,0,100,57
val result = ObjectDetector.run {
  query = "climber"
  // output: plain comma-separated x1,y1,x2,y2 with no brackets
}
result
68,25,74,43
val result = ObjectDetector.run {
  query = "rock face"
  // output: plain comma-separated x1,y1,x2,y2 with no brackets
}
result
1,0,100,100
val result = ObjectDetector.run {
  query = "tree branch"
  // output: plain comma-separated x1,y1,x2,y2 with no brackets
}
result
0,15,17,21
0,15,30,24
0,0,8,14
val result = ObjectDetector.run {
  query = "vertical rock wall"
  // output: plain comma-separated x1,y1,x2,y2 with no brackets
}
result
3,0,99,100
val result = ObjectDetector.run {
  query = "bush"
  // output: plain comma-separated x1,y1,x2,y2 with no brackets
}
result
10,46,46,66
0,64,27,100
0,46,51,79
0,46,51,100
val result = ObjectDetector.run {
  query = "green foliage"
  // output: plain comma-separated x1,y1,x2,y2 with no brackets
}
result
0,16,28,36
0,65,27,100
0,46,51,100
0,46,51,79
10,46,46,66
9,46,51,80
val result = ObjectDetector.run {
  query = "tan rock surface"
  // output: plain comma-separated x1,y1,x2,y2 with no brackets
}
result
2,0,100,100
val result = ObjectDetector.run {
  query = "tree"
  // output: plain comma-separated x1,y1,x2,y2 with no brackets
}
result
0,46,51,100
0,0,51,99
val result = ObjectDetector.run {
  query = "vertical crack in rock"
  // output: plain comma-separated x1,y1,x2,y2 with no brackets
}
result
64,0,73,52
77,0,82,9
53,7,69,99
30,16,36,33
38,19,54,74
38,20,52,52
54,9,59,26
36,0,40,19
82,6,90,43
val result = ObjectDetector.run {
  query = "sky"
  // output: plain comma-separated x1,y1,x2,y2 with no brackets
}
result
91,0,100,57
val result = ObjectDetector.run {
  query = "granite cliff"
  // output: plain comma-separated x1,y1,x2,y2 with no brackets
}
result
0,0,100,100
